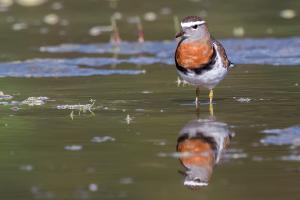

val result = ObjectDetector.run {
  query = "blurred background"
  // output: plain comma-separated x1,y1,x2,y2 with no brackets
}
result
0,0,300,60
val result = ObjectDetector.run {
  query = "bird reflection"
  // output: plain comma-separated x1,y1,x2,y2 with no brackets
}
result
177,108,233,189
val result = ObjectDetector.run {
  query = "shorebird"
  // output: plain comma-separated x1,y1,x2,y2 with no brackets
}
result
177,117,233,188
175,16,234,106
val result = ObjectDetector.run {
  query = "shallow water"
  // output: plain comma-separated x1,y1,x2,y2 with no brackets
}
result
1,0,300,199
1,64,300,199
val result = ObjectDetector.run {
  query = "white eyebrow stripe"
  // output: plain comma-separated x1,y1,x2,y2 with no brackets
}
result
181,21,206,28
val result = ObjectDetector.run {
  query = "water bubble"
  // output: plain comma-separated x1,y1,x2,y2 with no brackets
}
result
6,16,15,23
89,26,113,36
39,27,49,34
143,12,157,21
160,7,171,15
279,9,296,19
233,27,245,37
0,0,13,8
266,28,273,34
199,10,208,18
12,22,28,31
64,145,82,151
60,19,69,26
119,177,133,185
43,14,59,25
20,164,33,171
112,12,122,20
17,0,46,7
88,183,98,192
51,2,63,10
141,90,152,94
127,16,140,24
91,136,115,143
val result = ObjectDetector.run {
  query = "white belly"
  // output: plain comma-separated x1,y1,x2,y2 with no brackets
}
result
177,43,228,90
177,64,227,90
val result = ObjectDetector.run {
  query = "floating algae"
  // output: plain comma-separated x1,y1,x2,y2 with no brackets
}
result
91,136,116,143
22,97,49,106
57,99,96,119
56,99,96,112
0,91,13,100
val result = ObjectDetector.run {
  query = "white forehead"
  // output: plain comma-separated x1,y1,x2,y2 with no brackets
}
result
181,20,206,28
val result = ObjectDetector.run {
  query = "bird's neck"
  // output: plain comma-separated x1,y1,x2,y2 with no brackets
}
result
185,33,212,46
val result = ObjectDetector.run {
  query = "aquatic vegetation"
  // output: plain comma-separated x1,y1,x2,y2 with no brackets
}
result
125,114,133,124
57,99,96,112
233,97,252,103
91,136,116,143
64,145,82,151
57,99,96,120
21,96,49,106
0,91,13,100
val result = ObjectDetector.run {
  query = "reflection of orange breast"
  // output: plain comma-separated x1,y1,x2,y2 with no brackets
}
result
176,41,213,69
177,139,214,167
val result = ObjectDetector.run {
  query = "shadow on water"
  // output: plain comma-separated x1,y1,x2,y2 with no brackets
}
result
176,105,234,189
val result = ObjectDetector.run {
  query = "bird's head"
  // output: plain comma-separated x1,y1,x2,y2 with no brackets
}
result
176,16,209,40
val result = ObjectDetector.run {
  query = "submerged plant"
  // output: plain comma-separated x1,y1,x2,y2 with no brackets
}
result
0,91,13,100
22,96,49,106
57,99,96,120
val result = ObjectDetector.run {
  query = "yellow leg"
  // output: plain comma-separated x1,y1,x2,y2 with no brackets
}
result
208,89,214,117
209,102,214,117
209,89,214,104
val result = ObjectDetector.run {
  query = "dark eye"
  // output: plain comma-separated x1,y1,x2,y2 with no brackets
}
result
192,25,198,29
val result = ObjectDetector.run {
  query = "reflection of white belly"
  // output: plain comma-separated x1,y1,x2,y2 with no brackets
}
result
177,64,227,89
177,43,228,90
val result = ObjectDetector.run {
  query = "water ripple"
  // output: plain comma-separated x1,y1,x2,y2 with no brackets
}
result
0,58,146,77
1,37,299,77
261,126,300,146
40,37,300,66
